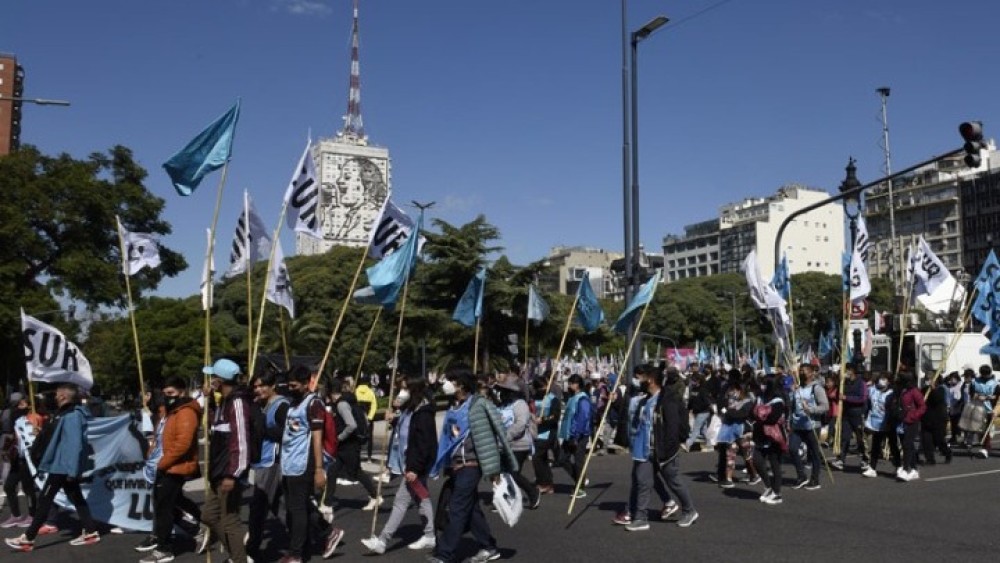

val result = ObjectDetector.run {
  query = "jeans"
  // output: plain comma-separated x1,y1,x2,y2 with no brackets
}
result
560,436,589,483
921,424,952,462
26,474,95,541
789,428,822,483
152,472,199,548
378,476,433,543
655,456,694,514
901,423,920,471
685,412,712,448
753,447,782,494
283,473,325,558
838,408,867,463
201,480,247,563
324,443,378,505
433,466,496,563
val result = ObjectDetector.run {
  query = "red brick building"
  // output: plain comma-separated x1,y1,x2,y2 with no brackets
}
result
0,53,24,156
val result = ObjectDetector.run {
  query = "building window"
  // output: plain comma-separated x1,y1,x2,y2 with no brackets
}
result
824,236,829,242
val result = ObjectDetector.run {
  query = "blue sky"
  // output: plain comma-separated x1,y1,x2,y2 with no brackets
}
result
5,0,1000,300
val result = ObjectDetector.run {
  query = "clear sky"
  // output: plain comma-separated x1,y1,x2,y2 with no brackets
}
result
5,0,1000,300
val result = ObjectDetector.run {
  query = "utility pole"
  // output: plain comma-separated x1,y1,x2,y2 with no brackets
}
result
877,87,898,293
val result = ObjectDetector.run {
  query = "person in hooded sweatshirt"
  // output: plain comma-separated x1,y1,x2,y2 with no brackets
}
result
6,383,99,552
362,375,438,554
752,377,786,505
896,372,927,482
920,375,952,465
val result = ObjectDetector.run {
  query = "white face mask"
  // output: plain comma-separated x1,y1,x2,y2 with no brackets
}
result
396,389,411,404
877,379,888,389
442,380,457,396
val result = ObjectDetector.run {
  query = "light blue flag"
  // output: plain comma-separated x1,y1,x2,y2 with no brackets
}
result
575,271,604,333
527,284,550,325
614,270,661,334
771,254,790,300
453,266,487,327
972,250,1000,326
163,100,241,196
353,211,423,309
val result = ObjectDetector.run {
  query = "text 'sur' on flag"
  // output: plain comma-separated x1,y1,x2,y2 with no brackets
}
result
162,100,240,196
22,309,94,390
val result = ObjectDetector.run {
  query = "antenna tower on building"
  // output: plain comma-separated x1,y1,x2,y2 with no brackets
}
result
340,0,365,142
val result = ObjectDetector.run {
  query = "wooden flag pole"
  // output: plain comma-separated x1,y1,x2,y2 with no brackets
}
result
833,290,851,457
567,299,651,515
353,307,383,382
315,248,370,386
524,313,531,367
119,229,148,408
249,201,290,376
473,316,482,373
370,279,413,537
894,263,917,379
923,287,977,399
243,191,254,373
544,292,581,396
278,306,291,370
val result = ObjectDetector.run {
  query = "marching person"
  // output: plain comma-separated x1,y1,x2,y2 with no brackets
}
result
1,393,36,528
496,378,540,509
862,374,900,478
557,374,592,499
246,370,290,561
897,373,927,481
651,368,698,527
322,379,380,512
198,358,251,563
137,376,203,563
963,365,999,458
354,376,378,462
920,375,953,465
429,370,517,563
752,378,786,505
683,373,714,452
531,377,561,496
281,366,344,563
831,365,868,472
6,384,99,552
361,375,437,554
789,364,828,490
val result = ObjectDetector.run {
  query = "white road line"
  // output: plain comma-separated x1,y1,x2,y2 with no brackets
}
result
924,469,1000,482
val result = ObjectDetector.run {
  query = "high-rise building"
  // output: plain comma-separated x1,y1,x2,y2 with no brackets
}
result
0,53,25,156
297,0,391,256
539,246,623,299
663,185,844,282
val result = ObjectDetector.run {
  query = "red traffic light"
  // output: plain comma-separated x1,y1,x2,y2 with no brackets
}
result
959,121,984,143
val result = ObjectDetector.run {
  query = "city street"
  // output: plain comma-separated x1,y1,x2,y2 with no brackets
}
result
8,442,999,562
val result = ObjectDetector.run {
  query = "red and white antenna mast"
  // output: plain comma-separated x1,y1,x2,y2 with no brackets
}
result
341,0,365,141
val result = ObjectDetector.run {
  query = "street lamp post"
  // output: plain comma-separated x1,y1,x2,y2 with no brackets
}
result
839,158,863,368
624,13,668,386
0,95,71,106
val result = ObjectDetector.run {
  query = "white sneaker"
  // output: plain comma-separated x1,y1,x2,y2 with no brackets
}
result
362,497,383,511
360,536,386,554
977,449,989,459
895,467,906,480
907,470,920,481
759,488,774,502
407,535,436,550
318,504,334,524
861,467,877,478
377,472,391,483
336,478,359,486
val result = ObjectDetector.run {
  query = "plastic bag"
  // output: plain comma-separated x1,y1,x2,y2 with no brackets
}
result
705,415,722,448
491,473,523,527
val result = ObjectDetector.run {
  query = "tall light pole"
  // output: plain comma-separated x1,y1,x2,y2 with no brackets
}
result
625,13,668,385
876,87,897,292
0,95,70,106
840,158,863,368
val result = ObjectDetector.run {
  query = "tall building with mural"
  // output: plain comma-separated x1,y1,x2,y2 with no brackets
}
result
298,0,391,256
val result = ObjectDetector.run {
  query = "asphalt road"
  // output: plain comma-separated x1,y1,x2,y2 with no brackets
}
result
6,440,999,563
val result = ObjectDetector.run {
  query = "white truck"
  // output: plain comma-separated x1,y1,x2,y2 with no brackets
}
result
868,331,999,384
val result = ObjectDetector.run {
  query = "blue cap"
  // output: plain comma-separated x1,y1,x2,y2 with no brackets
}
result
202,358,241,381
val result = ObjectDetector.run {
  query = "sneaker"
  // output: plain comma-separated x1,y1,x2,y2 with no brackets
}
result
468,547,501,563
377,472,391,484
537,484,555,495
573,489,587,499
584,478,591,487
862,467,877,478
661,502,679,521
895,467,906,480
278,557,303,563
759,488,774,502
677,511,699,528
362,497,383,511
762,495,783,505
361,536,386,555
408,535,436,550
37,524,59,535
804,480,821,491
680,443,690,452
529,495,541,510
708,474,720,483
0,516,21,529
336,478,359,486
612,512,632,525
14,516,30,528
718,479,735,489
907,470,920,481
135,536,159,552
830,459,844,471
194,524,212,554
5,534,33,552
792,478,809,489
139,549,176,563
746,475,762,486
860,461,871,471
625,520,650,532
323,527,344,558
110,527,125,534
69,531,100,546
318,504,334,524
977,449,989,459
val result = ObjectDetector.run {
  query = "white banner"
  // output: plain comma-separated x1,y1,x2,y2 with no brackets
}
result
117,217,161,276
21,310,93,390
283,140,321,239
908,236,953,300
854,216,870,263
849,249,871,302
368,197,417,259
266,240,295,318
225,191,271,279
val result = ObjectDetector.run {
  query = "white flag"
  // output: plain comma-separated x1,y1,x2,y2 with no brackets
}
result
849,249,871,302
266,240,295,318
201,228,215,311
909,236,953,300
117,216,161,276
368,197,418,259
854,216,870,263
741,250,786,310
282,139,321,239
225,191,272,278
21,309,93,390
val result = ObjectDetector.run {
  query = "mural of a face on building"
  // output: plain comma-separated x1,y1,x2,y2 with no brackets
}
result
325,156,388,241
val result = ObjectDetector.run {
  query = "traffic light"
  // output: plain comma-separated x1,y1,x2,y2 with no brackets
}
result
959,121,985,168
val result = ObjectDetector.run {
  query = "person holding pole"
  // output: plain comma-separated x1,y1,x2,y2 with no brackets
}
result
862,374,900,478
323,379,380,511
830,364,869,472
789,364,828,490
557,374,592,499
531,376,561,496
651,368,698,527
246,370,290,561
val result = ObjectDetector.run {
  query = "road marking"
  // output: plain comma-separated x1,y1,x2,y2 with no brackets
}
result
924,469,1000,482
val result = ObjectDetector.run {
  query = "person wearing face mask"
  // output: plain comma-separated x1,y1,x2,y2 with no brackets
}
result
530,377,561,496
944,372,964,445
788,364,828,490
323,379,380,513
862,374,900,478
831,365,869,472
0,393,36,529
557,374,592,499
246,370,290,560
920,374,952,465
495,378,540,509
136,376,204,563
362,376,438,554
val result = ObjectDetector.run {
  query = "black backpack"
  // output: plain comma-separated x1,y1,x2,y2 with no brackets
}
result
351,402,370,443
29,417,57,469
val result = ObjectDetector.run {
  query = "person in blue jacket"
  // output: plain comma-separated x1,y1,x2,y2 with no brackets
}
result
558,374,592,499
6,383,99,552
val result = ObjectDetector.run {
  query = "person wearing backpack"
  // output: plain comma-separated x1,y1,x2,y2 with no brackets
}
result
246,370,290,561
788,364,829,490
6,383,99,552
281,366,345,562
323,378,380,512
651,368,698,528
752,378,786,505
862,374,900,478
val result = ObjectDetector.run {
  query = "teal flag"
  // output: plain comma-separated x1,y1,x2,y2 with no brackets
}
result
352,211,423,309
771,254,790,300
527,283,549,325
575,271,604,333
163,100,241,196
613,270,661,334
453,266,487,327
